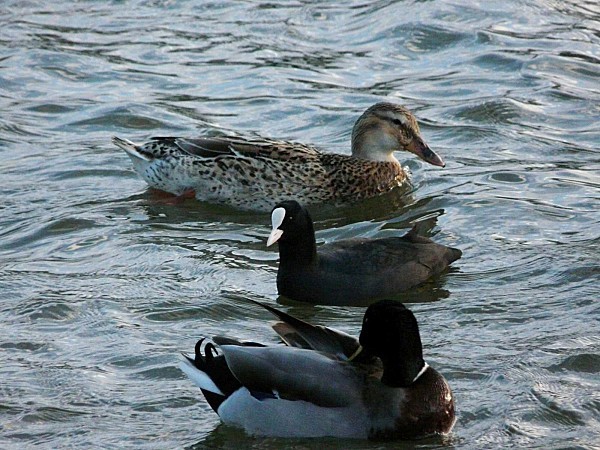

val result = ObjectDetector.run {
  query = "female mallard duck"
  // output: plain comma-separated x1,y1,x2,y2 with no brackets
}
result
112,103,444,211
266,200,462,306
179,300,456,440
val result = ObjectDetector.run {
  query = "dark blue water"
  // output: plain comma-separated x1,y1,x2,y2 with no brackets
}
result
1,1,599,448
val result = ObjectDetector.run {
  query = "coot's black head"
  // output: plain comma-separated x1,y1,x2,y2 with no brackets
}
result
266,200,314,247
359,300,426,387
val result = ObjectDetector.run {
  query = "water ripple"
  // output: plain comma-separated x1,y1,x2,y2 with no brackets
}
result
1,0,599,448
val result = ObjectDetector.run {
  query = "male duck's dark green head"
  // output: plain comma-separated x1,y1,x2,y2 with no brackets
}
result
359,300,427,388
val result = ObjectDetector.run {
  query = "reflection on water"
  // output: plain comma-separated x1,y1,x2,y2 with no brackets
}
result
1,0,599,448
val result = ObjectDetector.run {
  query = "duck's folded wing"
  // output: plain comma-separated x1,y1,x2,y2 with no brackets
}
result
221,345,362,407
175,137,237,157
250,300,360,360
174,137,320,160
212,335,266,348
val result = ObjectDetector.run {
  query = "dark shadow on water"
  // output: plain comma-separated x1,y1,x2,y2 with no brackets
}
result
131,189,269,226
308,184,417,226
276,276,454,309
188,422,457,449
113,183,420,228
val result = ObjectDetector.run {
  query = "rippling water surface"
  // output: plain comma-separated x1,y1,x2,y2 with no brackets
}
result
1,0,599,448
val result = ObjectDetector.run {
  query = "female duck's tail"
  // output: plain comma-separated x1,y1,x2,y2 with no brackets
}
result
112,136,151,162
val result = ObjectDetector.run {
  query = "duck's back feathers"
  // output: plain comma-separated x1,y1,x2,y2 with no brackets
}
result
174,136,321,160
249,300,361,360
222,345,362,407
169,137,238,158
116,135,322,162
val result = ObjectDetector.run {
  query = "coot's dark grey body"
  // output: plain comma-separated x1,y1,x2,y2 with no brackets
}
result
267,201,462,305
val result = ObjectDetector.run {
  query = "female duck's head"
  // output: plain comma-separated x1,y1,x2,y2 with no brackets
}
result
351,102,445,167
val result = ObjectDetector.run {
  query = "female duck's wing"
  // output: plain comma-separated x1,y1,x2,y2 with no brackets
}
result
220,345,363,407
250,300,361,361
172,136,321,160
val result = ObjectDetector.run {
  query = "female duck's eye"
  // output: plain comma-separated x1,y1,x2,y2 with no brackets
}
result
392,118,412,134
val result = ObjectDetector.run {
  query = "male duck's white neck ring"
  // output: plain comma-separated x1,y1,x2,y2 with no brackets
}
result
412,362,429,383
347,345,363,362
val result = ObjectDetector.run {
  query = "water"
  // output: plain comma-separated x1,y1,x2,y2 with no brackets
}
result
1,0,599,448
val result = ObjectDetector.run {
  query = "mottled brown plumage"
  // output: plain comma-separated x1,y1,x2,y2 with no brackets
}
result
113,103,445,211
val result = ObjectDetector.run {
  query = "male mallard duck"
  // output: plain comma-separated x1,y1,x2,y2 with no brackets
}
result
179,300,455,440
266,200,462,305
112,103,444,211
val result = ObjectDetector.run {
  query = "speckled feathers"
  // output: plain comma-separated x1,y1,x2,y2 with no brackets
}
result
113,103,443,211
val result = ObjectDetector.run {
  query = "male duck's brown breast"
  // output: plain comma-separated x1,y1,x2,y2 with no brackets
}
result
369,368,455,440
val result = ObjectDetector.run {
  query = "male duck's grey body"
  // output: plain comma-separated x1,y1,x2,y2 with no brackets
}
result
179,300,456,440
267,200,462,305
112,103,445,211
